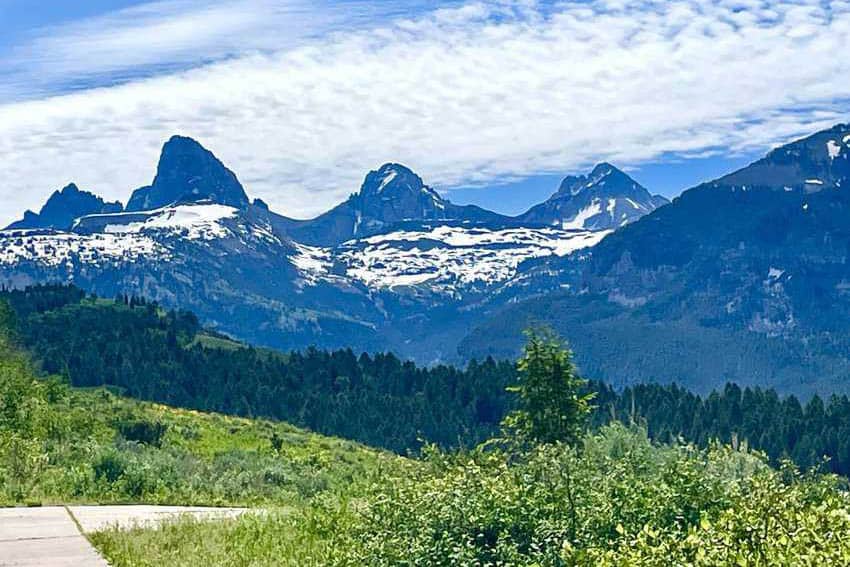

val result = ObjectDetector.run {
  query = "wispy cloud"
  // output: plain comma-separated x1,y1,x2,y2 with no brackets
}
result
0,0,431,101
1,0,849,226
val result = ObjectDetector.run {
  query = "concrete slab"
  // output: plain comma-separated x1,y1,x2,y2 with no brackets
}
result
68,505,248,533
0,507,107,566
0,505,249,566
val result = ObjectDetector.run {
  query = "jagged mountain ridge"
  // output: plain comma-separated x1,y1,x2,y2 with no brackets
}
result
7,125,850,396
0,136,661,359
281,163,512,246
460,123,850,397
516,163,668,230
8,183,123,230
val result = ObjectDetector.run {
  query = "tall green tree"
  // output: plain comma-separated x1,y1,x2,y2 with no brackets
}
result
502,328,595,446
0,299,15,339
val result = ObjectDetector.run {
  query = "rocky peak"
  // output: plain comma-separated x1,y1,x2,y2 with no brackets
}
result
126,136,249,212
358,163,441,200
557,163,649,200
6,183,123,230
351,163,448,225
518,163,667,230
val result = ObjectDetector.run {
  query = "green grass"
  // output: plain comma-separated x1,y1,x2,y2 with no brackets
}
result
189,332,246,351
0,329,410,508
91,425,850,566
45,389,405,506
91,511,339,566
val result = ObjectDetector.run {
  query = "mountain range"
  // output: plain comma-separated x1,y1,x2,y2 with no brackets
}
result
2,124,850,396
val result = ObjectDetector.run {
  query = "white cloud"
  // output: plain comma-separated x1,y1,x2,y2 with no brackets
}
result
0,0,426,101
1,0,849,226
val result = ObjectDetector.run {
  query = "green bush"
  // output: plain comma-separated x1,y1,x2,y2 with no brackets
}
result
93,424,850,565
93,449,128,484
116,418,168,447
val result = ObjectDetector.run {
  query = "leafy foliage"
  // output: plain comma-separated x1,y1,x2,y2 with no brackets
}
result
93,425,850,566
115,417,168,448
502,328,594,446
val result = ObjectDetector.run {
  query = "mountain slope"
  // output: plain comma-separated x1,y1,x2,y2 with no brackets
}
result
516,163,668,230
461,123,850,397
0,134,663,361
0,140,385,353
0,303,402,507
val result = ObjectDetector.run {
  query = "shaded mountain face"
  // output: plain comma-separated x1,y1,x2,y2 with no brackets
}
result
285,163,509,246
358,163,444,220
126,136,249,212
460,124,850,398
716,125,850,191
517,163,668,230
6,183,123,230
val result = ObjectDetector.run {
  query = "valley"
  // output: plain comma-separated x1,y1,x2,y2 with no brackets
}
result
5,3,850,564
2,125,850,397
3,290,850,565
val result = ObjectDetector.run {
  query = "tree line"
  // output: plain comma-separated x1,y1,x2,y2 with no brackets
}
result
3,284,850,475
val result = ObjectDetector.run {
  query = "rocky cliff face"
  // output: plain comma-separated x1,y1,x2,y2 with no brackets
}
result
7,183,123,230
126,136,249,212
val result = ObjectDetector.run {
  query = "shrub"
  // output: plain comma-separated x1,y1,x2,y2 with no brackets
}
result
93,449,127,484
116,418,168,447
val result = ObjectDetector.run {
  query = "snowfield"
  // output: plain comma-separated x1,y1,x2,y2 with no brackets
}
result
0,229,168,267
99,204,239,240
1,203,612,297
0,204,280,269
290,224,611,292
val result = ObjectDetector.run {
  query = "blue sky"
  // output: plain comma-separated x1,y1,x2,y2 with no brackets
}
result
0,0,848,224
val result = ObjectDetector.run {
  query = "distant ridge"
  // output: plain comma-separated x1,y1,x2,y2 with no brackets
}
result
7,183,122,230
516,163,668,230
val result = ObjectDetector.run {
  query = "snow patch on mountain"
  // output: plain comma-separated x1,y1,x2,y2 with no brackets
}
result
0,229,167,268
377,170,398,193
334,225,611,291
562,201,603,230
290,243,334,286
827,140,842,160
98,204,240,240
0,203,289,274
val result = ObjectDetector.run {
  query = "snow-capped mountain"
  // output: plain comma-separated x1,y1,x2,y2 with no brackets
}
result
0,134,661,358
5,124,850,395
517,163,668,230
283,163,509,246
461,123,850,397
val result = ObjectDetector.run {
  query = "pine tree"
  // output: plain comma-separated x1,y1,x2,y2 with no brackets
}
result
501,328,595,446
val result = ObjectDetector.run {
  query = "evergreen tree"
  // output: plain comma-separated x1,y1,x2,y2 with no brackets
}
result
502,328,595,446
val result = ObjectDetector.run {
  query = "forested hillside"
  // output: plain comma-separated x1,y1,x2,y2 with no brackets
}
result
94,331,850,566
0,299,403,506
4,285,850,476
2,285,512,453
5,287,850,565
